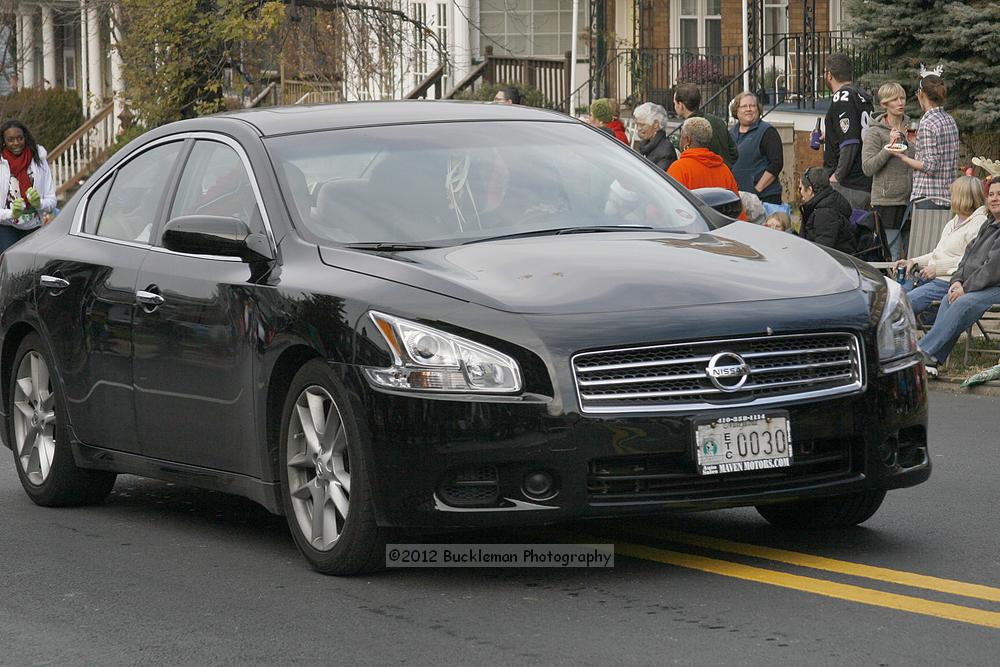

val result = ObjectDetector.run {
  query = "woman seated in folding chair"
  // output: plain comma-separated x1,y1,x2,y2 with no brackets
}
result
894,175,988,318
918,177,1000,375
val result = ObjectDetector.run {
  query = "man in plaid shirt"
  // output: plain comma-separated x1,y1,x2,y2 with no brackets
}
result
892,74,959,202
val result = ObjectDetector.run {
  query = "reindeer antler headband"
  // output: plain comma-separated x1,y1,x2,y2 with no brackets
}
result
919,63,945,79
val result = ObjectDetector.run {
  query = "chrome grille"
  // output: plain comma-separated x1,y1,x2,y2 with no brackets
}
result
573,333,864,413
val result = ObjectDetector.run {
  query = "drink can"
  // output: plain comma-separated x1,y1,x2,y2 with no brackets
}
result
896,266,906,285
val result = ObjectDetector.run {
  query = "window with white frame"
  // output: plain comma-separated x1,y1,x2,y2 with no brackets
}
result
411,2,449,86
676,0,722,56
763,0,788,56
479,0,589,58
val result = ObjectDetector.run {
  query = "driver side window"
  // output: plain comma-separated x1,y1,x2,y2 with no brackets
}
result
168,140,263,234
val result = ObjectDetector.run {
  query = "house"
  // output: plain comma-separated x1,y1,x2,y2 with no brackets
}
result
4,1,872,199
6,1,123,122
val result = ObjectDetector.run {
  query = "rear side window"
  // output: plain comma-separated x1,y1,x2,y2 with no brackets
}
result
82,176,112,234
91,142,182,243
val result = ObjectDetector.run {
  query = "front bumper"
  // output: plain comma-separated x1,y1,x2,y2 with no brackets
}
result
359,362,930,529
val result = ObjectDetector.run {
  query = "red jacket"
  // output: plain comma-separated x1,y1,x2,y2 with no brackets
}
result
667,148,746,219
606,119,629,145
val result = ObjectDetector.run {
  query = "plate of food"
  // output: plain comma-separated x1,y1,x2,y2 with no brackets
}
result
884,143,907,153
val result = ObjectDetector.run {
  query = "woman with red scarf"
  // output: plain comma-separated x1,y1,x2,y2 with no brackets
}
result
0,120,56,252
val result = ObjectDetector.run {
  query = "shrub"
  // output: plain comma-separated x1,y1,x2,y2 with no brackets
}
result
676,58,725,85
454,82,555,110
106,124,147,158
0,89,84,151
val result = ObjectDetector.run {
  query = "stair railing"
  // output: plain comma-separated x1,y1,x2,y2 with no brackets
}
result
47,102,116,197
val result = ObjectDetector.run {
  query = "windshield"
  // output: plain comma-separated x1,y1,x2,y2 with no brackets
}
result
266,120,708,245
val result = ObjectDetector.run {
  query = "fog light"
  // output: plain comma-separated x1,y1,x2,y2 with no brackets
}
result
878,437,898,467
523,471,556,500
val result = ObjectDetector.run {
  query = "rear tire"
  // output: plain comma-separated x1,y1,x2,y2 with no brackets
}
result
8,333,116,506
278,360,386,575
755,490,886,529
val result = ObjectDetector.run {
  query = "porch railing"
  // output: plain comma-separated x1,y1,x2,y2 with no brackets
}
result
47,101,116,197
406,64,445,100
446,46,573,113
282,79,340,105
579,32,887,119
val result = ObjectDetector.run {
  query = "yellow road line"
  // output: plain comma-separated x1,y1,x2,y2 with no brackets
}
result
619,525,1000,604
595,537,1000,630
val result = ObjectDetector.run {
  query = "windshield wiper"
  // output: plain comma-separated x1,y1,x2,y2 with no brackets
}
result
463,225,655,244
343,242,438,251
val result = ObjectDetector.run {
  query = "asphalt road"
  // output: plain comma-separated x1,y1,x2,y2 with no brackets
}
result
0,391,997,666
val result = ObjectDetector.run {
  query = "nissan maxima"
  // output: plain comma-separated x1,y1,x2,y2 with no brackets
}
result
0,102,929,574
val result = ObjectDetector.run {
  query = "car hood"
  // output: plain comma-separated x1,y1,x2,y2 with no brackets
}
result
318,224,861,315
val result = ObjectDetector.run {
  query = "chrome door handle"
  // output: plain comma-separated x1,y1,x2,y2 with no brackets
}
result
135,290,164,307
40,275,70,290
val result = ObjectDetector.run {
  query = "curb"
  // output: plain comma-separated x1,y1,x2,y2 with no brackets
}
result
928,376,1000,397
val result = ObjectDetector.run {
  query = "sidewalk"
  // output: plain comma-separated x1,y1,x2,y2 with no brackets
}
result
928,371,1000,397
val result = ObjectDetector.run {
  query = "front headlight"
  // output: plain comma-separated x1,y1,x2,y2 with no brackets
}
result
364,311,522,393
877,277,918,364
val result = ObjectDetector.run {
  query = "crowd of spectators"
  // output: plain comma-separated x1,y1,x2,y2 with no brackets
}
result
572,50,994,371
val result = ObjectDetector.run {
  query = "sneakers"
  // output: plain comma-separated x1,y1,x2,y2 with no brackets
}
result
917,348,939,378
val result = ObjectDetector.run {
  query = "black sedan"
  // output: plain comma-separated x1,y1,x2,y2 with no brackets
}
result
0,102,929,574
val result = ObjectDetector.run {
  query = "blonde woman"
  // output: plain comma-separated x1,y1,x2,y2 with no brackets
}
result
894,175,987,316
861,82,914,259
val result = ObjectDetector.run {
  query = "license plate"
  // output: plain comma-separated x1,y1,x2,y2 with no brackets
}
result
695,413,793,475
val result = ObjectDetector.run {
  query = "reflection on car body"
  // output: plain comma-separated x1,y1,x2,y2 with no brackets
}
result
0,102,929,575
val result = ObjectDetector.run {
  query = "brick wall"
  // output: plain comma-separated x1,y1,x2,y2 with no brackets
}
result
721,0,743,55
788,2,831,37
792,129,826,204
650,1,670,49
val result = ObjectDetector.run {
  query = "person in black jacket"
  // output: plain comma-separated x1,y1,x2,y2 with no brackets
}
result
918,177,1000,370
633,102,676,171
798,167,856,254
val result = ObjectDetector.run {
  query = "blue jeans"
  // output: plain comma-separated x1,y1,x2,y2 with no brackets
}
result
0,224,32,253
917,285,1000,362
905,278,949,317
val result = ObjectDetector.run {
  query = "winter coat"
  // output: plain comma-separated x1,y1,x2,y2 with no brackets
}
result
861,112,914,206
606,119,629,145
952,214,1000,293
668,147,745,219
911,206,989,278
667,147,740,193
799,186,856,254
638,129,677,171
0,145,56,230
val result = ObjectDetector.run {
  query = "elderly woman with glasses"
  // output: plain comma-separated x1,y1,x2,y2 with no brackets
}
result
729,91,784,204
798,166,856,254
632,102,676,171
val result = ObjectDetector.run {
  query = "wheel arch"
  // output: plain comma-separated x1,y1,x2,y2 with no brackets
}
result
264,344,323,482
1,322,39,440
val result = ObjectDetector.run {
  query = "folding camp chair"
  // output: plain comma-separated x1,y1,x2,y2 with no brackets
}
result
867,198,952,272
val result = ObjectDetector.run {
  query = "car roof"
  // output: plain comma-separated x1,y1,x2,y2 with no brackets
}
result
215,100,574,137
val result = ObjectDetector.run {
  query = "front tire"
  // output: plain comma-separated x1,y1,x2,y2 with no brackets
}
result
8,333,116,506
755,490,886,529
278,360,386,575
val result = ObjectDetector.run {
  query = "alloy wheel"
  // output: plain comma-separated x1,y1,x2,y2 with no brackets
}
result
13,351,57,486
285,385,351,551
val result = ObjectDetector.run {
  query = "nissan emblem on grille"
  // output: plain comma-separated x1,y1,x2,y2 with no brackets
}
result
705,352,750,391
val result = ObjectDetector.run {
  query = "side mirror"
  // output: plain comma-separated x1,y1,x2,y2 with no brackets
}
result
161,215,274,262
691,187,743,219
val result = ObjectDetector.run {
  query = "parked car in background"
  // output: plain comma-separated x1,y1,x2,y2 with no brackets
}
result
0,102,930,575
